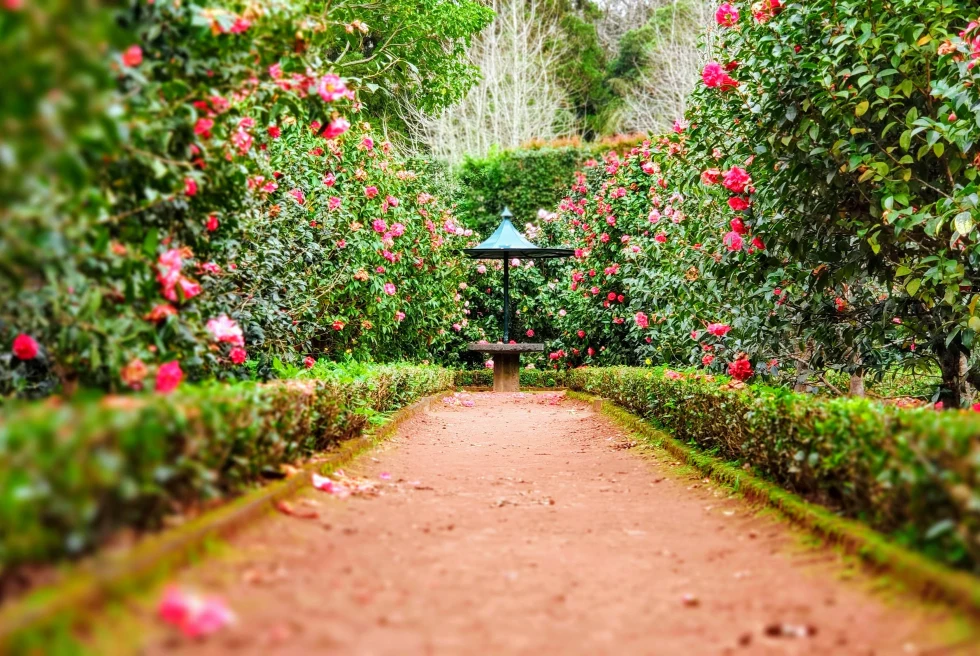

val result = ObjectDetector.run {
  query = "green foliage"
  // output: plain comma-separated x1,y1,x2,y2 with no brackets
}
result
0,363,451,575
563,366,980,572
0,0,490,395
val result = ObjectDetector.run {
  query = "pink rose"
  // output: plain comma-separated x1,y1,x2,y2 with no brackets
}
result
155,361,184,394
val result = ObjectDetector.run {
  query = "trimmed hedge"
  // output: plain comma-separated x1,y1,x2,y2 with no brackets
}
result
0,364,451,578
556,367,980,573
454,368,571,389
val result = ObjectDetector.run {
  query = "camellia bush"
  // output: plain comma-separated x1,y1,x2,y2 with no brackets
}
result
476,0,980,406
0,0,492,397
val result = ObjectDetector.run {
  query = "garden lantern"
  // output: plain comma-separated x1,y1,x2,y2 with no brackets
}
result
463,207,573,391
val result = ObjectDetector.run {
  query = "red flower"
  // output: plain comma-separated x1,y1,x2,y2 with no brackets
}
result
729,217,747,235
323,117,351,139
304,356,316,369
702,354,715,366
526,329,535,338
728,196,750,211
267,125,281,139
577,330,586,338
12,333,39,360
194,118,214,139
229,347,247,365
607,292,617,301
184,177,198,197
155,361,183,394
332,320,345,331
728,358,753,381
654,232,667,243
206,214,219,232
122,45,143,67
751,235,766,250
722,167,751,193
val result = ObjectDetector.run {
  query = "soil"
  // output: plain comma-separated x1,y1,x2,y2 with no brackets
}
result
122,392,975,655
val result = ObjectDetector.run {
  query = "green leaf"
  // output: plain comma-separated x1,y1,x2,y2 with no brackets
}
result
905,278,922,296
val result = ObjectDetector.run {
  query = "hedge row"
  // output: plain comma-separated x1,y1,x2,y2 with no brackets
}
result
0,364,451,578
548,367,980,573
455,138,645,237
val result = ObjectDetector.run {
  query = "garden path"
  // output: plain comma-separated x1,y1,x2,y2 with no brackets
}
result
134,392,970,655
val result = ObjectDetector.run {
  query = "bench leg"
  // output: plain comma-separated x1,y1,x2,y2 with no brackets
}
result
493,353,521,392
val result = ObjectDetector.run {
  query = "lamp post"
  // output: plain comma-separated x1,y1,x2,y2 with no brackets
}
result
462,207,574,391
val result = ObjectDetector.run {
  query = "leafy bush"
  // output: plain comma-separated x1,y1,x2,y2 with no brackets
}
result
564,366,980,572
0,0,491,396
0,363,451,579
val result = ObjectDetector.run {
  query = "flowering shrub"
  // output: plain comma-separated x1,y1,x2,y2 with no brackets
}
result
0,0,491,395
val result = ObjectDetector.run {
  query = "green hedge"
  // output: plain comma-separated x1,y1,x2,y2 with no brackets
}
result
454,368,571,389
0,364,451,576
557,367,980,573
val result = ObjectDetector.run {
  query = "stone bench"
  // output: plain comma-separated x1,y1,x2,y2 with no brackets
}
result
467,343,544,392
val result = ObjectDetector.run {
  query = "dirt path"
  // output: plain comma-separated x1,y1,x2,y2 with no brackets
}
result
125,392,972,655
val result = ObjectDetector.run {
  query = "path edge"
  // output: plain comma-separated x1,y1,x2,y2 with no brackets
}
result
0,390,445,650
571,391,980,617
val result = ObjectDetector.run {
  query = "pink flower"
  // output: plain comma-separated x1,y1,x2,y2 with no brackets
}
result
194,118,214,139
372,219,387,233
206,214,219,232
723,231,744,251
477,264,487,274
289,188,305,205
328,196,342,211
722,167,752,193
526,329,535,337
635,312,649,328
229,347,247,365
702,354,715,366
383,282,397,295
715,2,739,26
155,361,183,394
386,195,400,207
365,186,379,199
323,117,350,139
395,311,406,322
390,223,406,237
323,172,336,187
701,168,722,185
122,45,143,67
485,360,494,369
702,62,738,89
577,330,586,338
269,63,283,79
317,74,348,102
12,334,39,360
304,356,316,369
361,137,375,150
184,177,198,197
728,196,750,211
157,586,235,638
673,119,688,133
206,315,245,347
654,232,667,243
707,323,732,337
665,370,681,380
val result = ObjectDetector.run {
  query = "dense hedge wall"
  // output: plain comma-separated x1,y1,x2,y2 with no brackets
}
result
455,136,646,237
555,367,980,572
0,364,451,577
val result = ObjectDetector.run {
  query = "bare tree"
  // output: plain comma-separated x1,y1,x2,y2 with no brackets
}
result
403,0,577,164
616,0,714,133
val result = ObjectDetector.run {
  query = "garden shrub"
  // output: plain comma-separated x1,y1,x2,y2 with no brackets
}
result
561,366,980,572
0,363,451,580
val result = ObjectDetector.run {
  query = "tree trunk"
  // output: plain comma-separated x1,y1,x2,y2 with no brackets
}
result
794,340,814,392
848,369,865,397
937,334,969,408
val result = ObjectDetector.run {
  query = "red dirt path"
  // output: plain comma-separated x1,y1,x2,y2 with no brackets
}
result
133,392,972,655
